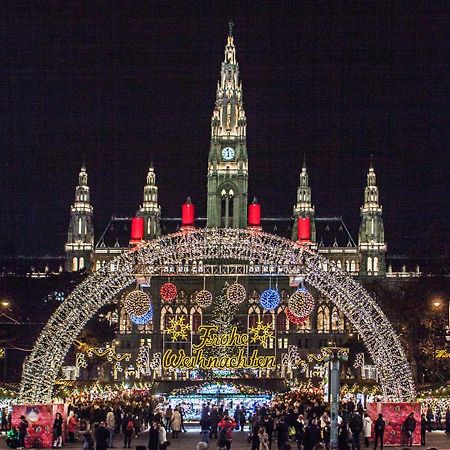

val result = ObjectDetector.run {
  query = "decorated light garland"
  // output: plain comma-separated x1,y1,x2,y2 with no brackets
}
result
288,287,315,318
196,289,213,308
160,282,178,302
19,228,415,404
124,290,151,317
226,282,246,304
259,288,281,310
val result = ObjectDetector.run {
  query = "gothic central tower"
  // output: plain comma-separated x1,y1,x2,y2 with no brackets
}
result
207,23,248,228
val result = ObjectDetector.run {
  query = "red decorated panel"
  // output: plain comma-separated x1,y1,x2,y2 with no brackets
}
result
367,402,421,446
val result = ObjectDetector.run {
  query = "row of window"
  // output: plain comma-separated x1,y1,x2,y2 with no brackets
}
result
72,256,85,271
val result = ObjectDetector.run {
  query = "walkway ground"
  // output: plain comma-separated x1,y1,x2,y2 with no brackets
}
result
1,427,449,450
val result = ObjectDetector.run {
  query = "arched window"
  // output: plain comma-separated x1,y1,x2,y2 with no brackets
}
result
367,256,373,273
373,257,379,273
220,186,235,227
317,303,331,333
161,306,173,331
350,260,356,272
262,312,274,327
72,257,78,271
345,260,350,271
191,307,202,333
78,217,83,235
296,315,310,333
276,309,287,332
147,219,152,236
95,260,101,271
79,256,85,270
331,307,345,332
248,306,260,329
119,307,132,334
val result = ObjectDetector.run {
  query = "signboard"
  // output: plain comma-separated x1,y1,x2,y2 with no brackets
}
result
163,324,276,370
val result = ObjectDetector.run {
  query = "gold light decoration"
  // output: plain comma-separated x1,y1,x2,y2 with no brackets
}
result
288,287,314,318
226,282,246,304
124,290,151,317
248,318,274,348
196,289,213,308
165,316,190,341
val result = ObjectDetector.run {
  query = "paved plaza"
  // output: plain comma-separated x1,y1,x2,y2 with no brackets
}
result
1,427,449,450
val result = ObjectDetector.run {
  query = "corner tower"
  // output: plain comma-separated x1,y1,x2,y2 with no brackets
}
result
207,22,248,228
65,165,94,271
358,161,386,276
292,160,316,242
137,164,161,240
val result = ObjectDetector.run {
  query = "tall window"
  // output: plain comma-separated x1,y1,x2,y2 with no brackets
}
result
191,307,202,333
220,187,235,227
296,316,310,333
79,256,85,270
119,307,132,334
276,309,287,332
331,308,345,332
317,303,331,333
72,257,78,271
161,306,173,331
373,257,379,273
367,256,373,273
78,217,83,235
248,306,260,328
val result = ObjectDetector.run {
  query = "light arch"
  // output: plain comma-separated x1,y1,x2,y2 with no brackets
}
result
19,228,415,403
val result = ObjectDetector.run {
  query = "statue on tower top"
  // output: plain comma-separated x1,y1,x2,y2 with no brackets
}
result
229,20,234,36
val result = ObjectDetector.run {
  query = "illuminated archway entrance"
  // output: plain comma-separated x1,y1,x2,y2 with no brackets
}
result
19,228,415,403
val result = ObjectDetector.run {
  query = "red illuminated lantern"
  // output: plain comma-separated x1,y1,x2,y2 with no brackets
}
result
248,197,261,228
160,282,178,302
130,217,144,243
181,196,195,228
297,217,311,242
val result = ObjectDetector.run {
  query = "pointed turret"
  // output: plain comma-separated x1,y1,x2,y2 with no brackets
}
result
207,22,248,228
358,161,386,276
137,164,161,239
292,160,316,242
65,165,94,271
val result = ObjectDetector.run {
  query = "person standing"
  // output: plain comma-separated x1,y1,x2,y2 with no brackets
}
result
164,406,173,432
147,422,159,450
276,416,289,450
157,422,168,450
68,413,78,443
170,407,181,439
17,415,28,450
199,414,211,446
210,406,220,439
258,426,269,450
95,422,109,450
349,411,362,450
53,412,64,448
362,412,372,448
373,414,385,450
106,408,115,448
402,412,416,447
420,413,428,446
121,413,134,448
218,415,236,450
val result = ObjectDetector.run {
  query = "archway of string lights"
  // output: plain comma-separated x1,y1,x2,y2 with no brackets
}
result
19,228,415,403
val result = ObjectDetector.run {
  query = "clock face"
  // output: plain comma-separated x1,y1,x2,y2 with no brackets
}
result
222,146,235,161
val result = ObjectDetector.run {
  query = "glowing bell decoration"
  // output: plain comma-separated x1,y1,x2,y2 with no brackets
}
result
226,282,246,304
160,282,178,302
195,289,213,308
288,287,315,318
130,303,153,325
259,288,280,311
124,290,151,317
286,307,308,325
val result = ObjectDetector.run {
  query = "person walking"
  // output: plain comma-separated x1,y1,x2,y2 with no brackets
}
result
95,422,109,450
53,412,64,448
401,412,416,447
106,408,115,448
17,416,28,450
121,413,134,448
258,426,270,450
157,422,169,450
276,416,289,450
373,414,385,450
349,411,362,450
147,422,159,450
218,415,236,450
362,412,372,448
82,431,94,450
210,406,220,439
67,413,78,443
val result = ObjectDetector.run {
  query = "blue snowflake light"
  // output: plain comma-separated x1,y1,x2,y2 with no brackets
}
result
259,288,280,310
130,303,153,324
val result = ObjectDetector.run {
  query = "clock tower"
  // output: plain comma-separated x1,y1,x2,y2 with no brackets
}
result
207,22,248,228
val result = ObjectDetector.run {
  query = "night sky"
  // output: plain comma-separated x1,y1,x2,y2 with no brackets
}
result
1,2,449,257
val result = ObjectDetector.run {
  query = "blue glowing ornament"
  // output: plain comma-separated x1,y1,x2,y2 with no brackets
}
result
259,288,281,310
130,303,153,325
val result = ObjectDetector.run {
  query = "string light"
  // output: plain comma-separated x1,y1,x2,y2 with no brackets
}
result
288,287,314,318
19,228,415,403
226,282,246,304
160,282,177,302
123,290,151,317
129,304,153,325
286,307,308,325
259,288,280,310
196,289,213,308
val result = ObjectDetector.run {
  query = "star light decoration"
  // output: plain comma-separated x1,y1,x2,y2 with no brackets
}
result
259,288,281,310
19,228,415,404
249,318,274,348
124,290,151,316
160,282,177,302
226,282,246,304
288,287,315,318
165,316,190,341
195,289,213,308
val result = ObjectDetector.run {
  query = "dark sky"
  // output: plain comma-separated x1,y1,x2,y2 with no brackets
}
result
1,1,449,257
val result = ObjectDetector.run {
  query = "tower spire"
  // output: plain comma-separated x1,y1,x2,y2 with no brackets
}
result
358,162,386,276
65,165,94,271
137,164,161,240
228,20,234,36
292,162,315,242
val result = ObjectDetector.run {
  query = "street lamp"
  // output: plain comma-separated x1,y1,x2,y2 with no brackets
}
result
0,300,20,324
